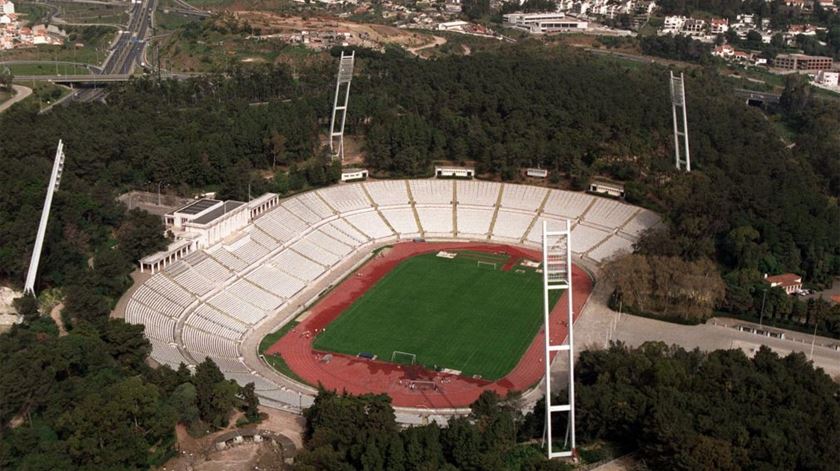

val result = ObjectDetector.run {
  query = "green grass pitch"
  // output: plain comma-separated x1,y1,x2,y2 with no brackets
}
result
312,253,562,380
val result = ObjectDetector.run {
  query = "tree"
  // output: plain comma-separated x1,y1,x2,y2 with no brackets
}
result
240,382,261,423
12,294,39,322
192,358,237,428
462,0,491,20
116,209,168,264
265,129,287,170
0,67,12,91
780,74,812,115
62,283,111,327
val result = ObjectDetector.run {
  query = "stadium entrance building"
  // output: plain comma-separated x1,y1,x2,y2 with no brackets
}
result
140,196,273,273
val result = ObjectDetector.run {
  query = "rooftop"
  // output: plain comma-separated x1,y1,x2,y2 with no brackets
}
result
191,201,245,225
176,198,220,215
765,273,802,287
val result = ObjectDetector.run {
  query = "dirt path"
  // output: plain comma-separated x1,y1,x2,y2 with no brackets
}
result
407,35,447,56
0,85,33,113
49,303,67,336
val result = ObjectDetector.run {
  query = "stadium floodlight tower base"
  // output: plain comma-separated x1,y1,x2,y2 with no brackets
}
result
670,71,691,172
329,50,355,163
542,220,576,460
23,140,66,295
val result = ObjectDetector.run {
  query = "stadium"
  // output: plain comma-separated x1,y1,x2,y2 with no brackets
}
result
121,178,660,422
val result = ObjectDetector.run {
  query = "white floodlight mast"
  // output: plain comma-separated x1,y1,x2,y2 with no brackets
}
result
329,50,355,162
670,71,691,172
24,140,66,295
542,220,576,459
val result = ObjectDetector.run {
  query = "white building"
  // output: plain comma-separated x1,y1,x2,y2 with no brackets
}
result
503,12,588,34
816,70,839,87
710,18,728,34
438,20,469,31
662,15,686,33
1,0,14,15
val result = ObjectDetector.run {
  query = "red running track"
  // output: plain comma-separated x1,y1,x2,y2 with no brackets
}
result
266,242,593,409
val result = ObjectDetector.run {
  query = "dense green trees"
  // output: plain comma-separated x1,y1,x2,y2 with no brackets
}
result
295,389,568,471
297,342,840,469
575,342,840,470
0,318,253,469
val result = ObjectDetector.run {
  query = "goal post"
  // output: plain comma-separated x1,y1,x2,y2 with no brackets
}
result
391,351,417,365
476,261,497,270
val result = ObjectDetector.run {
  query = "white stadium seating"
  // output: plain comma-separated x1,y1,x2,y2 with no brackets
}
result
150,340,191,368
248,226,280,250
328,219,369,244
524,215,571,245
292,239,340,267
297,192,335,218
317,185,371,213
542,190,595,219
182,326,239,358
126,299,176,342
416,206,453,236
174,268,214,297
492,209,536,241
365,180,411,207
620,208,661,238
500,184,548,212
588,234,635,263
457,180,500,207
207,246,249,271
208,291,267,325
583,198,638,230
380,207,421,237
147,274,194,307
307,230,353,256
343,212,394,240
570,223,612,254
409,180,453,205
254,215,296,243
265,206,309,233
318,223,364,248
281,197,323,225
228,279,283,311
270,249,326,281
456,207,493,238
192,257,234,284
126,179,660,411
246,265,306,299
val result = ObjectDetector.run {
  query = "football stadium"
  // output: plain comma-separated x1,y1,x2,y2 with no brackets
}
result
121,178,660,421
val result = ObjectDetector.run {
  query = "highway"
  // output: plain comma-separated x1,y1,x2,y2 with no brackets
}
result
70,0,158,102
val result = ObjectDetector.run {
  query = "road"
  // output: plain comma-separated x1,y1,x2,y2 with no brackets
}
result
0,85,33,113
564,278,840,379
70,0,158,102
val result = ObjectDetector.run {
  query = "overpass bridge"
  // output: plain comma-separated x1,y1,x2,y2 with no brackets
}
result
13,74,133,83
734,88,781,106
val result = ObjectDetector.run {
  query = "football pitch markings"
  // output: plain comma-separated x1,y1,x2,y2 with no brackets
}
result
312,253,562,380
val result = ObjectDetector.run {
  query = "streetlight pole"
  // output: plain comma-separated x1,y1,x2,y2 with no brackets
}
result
157,181,164,206
759,288,767,329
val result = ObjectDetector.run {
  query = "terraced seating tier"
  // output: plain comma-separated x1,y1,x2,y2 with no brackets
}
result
365,180,411,207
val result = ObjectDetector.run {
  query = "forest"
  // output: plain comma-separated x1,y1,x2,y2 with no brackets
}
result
1,42,840,468
2,46,840,328
294,342,840,470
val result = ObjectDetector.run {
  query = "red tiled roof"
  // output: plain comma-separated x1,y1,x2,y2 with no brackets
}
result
765,273,802,287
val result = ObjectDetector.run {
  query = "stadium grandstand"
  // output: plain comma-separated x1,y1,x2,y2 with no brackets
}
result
122,179,661,419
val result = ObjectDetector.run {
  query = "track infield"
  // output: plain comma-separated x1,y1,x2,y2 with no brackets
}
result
312,252,561,380
266,242,593,409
